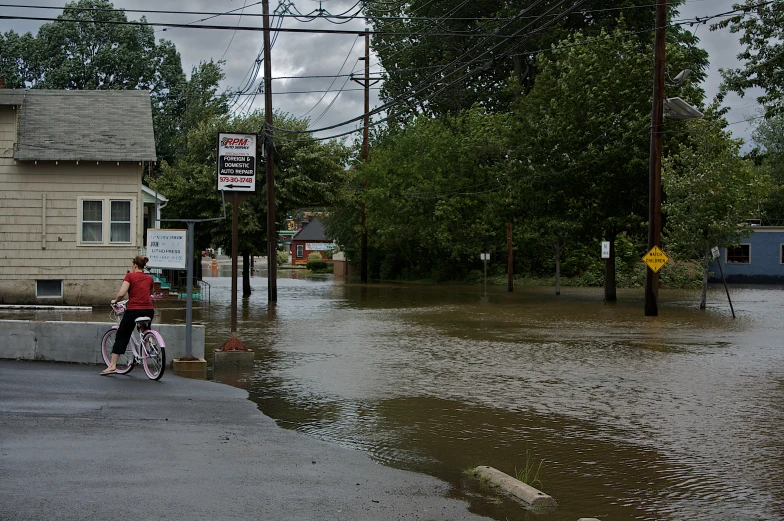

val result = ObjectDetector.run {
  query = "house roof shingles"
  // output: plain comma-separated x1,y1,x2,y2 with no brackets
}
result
292,218,329,242
6,89,157,162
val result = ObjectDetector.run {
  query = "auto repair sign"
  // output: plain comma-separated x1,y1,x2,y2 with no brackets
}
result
217,133,257,192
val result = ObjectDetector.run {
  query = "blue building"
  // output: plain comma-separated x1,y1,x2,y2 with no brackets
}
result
709,227,784,283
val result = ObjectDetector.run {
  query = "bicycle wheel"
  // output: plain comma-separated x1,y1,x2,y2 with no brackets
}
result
100,329,134,375
142,332,166,381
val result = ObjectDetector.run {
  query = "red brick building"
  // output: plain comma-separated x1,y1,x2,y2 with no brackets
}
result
290,217,334,265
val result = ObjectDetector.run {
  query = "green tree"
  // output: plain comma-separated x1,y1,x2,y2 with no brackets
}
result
0,31,41,88
662,116,771,309
365,0,691,122
509,27,705,300
327,107,511,281
150,110,350,293
713,0,784,116
752,115,784,224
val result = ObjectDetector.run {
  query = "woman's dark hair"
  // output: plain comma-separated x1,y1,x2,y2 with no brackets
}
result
132,256,149,269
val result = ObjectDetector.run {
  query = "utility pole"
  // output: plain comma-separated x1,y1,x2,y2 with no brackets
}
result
351,29,382,283
263,0,277,302
645,0,667,317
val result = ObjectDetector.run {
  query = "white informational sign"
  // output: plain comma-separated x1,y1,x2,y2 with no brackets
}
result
217,133,257,192
711,246,720,260
601,241,610,259
147,229,187,269
480,253,490,261
306,243,335,251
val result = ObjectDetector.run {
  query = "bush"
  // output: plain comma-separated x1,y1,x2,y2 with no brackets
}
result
276,250,289,266
307,252,323,262
306,260,330,272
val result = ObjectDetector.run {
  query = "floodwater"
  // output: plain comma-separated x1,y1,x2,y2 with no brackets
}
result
5,265,784,520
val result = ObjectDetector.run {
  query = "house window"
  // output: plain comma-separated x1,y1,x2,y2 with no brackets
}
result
81,200,103,243
78,197,135,246
296,245,304,259
36,280,62,298
110,200,131,243
726,244,750,264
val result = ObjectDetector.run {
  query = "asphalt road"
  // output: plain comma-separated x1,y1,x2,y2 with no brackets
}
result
0,361,490,521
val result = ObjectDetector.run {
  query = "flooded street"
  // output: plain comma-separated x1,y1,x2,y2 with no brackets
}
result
5,267,784,520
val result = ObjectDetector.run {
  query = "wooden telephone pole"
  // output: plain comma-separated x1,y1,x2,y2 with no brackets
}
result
644,0,667,316
262,0,277,302
351,29,382,283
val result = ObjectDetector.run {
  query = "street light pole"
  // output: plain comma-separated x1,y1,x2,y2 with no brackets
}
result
645,0,667,317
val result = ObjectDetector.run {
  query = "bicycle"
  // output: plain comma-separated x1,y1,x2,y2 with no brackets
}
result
100,300,167,380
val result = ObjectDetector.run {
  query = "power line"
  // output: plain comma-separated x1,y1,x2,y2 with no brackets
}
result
272,0,575,136
0,1,675,23
218,0,250,63
272,0,587,141
275,0,773,142
0,13,518,37
299,35,361,119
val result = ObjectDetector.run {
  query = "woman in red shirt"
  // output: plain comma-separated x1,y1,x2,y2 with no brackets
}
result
101,255,155,375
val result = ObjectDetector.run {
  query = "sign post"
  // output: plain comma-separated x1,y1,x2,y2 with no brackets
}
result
480,252,490,287
215,133,257,358
147,229,202,359
712,246,736,319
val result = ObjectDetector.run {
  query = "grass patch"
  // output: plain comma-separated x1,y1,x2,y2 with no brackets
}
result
514,448,544,487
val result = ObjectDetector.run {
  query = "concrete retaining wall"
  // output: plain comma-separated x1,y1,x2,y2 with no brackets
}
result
0,320,204,365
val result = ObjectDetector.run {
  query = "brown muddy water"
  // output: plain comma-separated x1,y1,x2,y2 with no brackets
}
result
5,266,784,520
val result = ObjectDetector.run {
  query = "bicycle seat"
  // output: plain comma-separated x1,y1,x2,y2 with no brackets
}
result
134,317,152,331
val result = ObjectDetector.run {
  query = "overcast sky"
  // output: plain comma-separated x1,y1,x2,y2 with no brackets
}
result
1,0,763,147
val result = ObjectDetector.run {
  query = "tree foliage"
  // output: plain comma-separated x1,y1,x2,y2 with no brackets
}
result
326,107,511,281
364,0,691,122
150,110,351,259
752,115,784,224
508,25,707,297
714,0,784,117
662,115,771,307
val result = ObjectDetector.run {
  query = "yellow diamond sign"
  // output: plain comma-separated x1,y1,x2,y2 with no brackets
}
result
642,246,669,273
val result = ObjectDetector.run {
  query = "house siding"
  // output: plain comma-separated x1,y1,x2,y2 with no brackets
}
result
0,107,145,304
709,228,784,283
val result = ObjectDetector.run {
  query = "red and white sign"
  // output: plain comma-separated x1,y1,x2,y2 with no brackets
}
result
217,133,257,192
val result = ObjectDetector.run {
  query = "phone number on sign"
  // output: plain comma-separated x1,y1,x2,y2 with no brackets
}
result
219,177,253,183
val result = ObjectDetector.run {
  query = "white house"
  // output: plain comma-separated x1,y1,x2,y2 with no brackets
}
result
0,89,157,305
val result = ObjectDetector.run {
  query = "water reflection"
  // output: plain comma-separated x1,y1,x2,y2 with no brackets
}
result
4,273,783,520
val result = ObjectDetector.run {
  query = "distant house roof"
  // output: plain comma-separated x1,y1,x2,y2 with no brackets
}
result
292,217,329,242
4,89,157,162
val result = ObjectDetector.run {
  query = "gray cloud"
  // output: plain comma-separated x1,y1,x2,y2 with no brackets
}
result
678,0,764,148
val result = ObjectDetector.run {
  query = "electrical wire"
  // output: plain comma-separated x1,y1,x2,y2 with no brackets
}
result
219,0,249,62
300,35,361,118
272,0,772,142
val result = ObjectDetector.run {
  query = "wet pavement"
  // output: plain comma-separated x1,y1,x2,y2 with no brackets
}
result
0,360,490,521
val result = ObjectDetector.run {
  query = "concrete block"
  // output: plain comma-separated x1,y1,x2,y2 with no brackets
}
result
0,320,205,364
172,358,207,380
213,349,255,371
471,466,557,508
